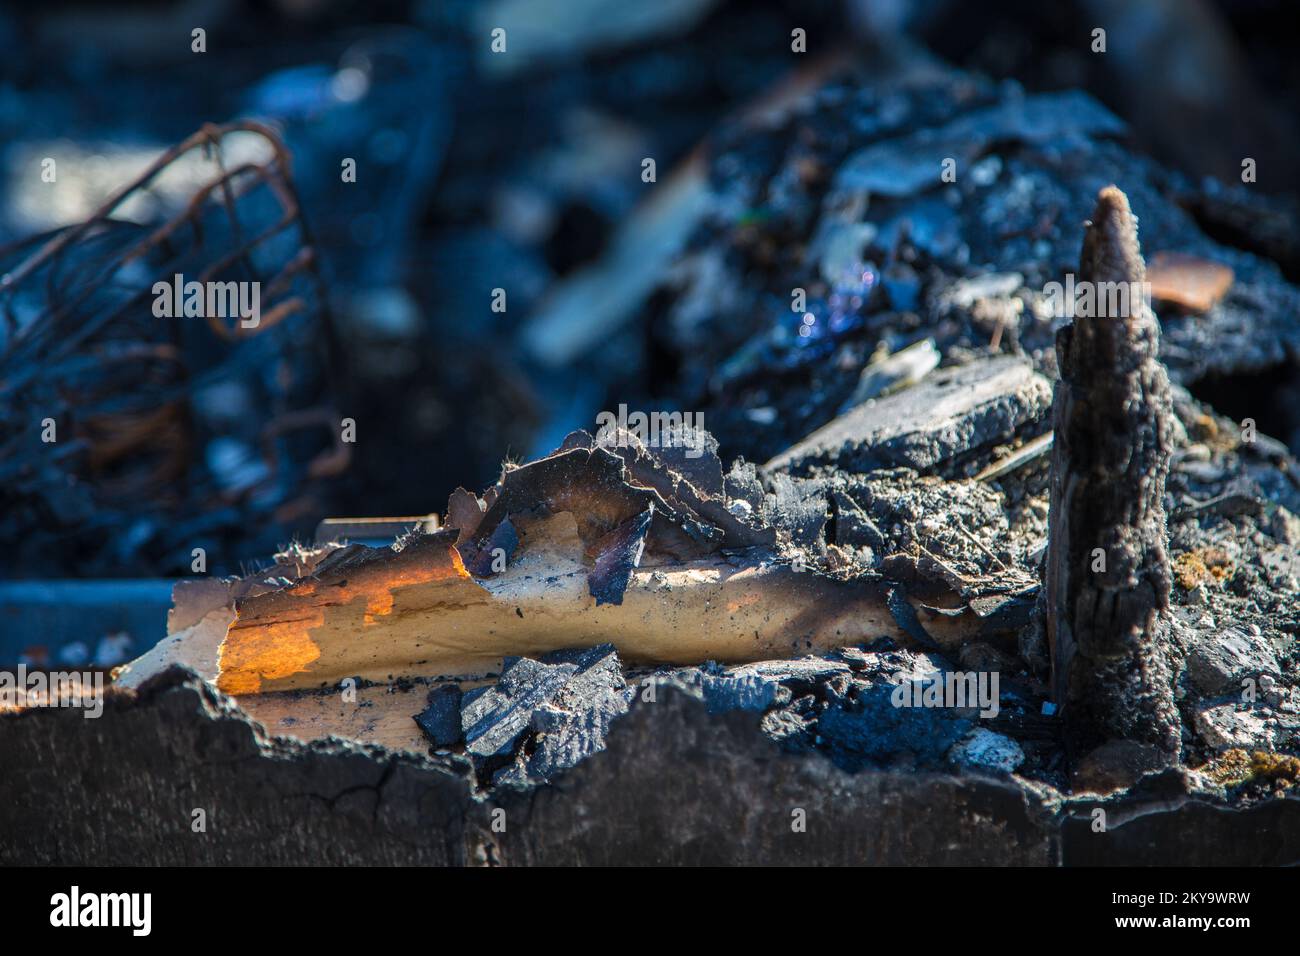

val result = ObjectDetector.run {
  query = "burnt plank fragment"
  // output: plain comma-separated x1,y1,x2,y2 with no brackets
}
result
764,356,1052,479
460,644,634,785
1046,186,1181,759
598,427,776,550
497,646,635,785
461,658,576,762
459,443,723,569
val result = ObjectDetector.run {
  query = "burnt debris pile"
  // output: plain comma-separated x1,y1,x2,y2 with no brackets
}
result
2,6,1299,826
384,62,1300,798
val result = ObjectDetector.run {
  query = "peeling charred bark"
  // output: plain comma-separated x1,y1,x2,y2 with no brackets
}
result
1046,186,1181,759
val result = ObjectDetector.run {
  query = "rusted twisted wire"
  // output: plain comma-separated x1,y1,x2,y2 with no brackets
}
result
0,122,345,572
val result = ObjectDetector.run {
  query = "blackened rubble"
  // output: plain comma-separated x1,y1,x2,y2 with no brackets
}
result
432,643,1038,785
634,66,1300,466
403,259,1292,800
1163,392,1300,770
397,83,1300,801
668,649,1012,774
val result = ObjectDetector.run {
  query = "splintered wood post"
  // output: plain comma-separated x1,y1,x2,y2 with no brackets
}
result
1045,186,1181,759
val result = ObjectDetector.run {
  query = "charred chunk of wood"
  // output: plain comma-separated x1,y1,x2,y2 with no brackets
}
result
1046,186,1180,759
414,684,464,748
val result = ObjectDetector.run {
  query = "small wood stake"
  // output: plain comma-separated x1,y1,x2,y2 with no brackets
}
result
1045,186,1181,759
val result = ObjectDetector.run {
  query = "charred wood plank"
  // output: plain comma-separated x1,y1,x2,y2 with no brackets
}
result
204,437,966,694
764,356,1052,479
